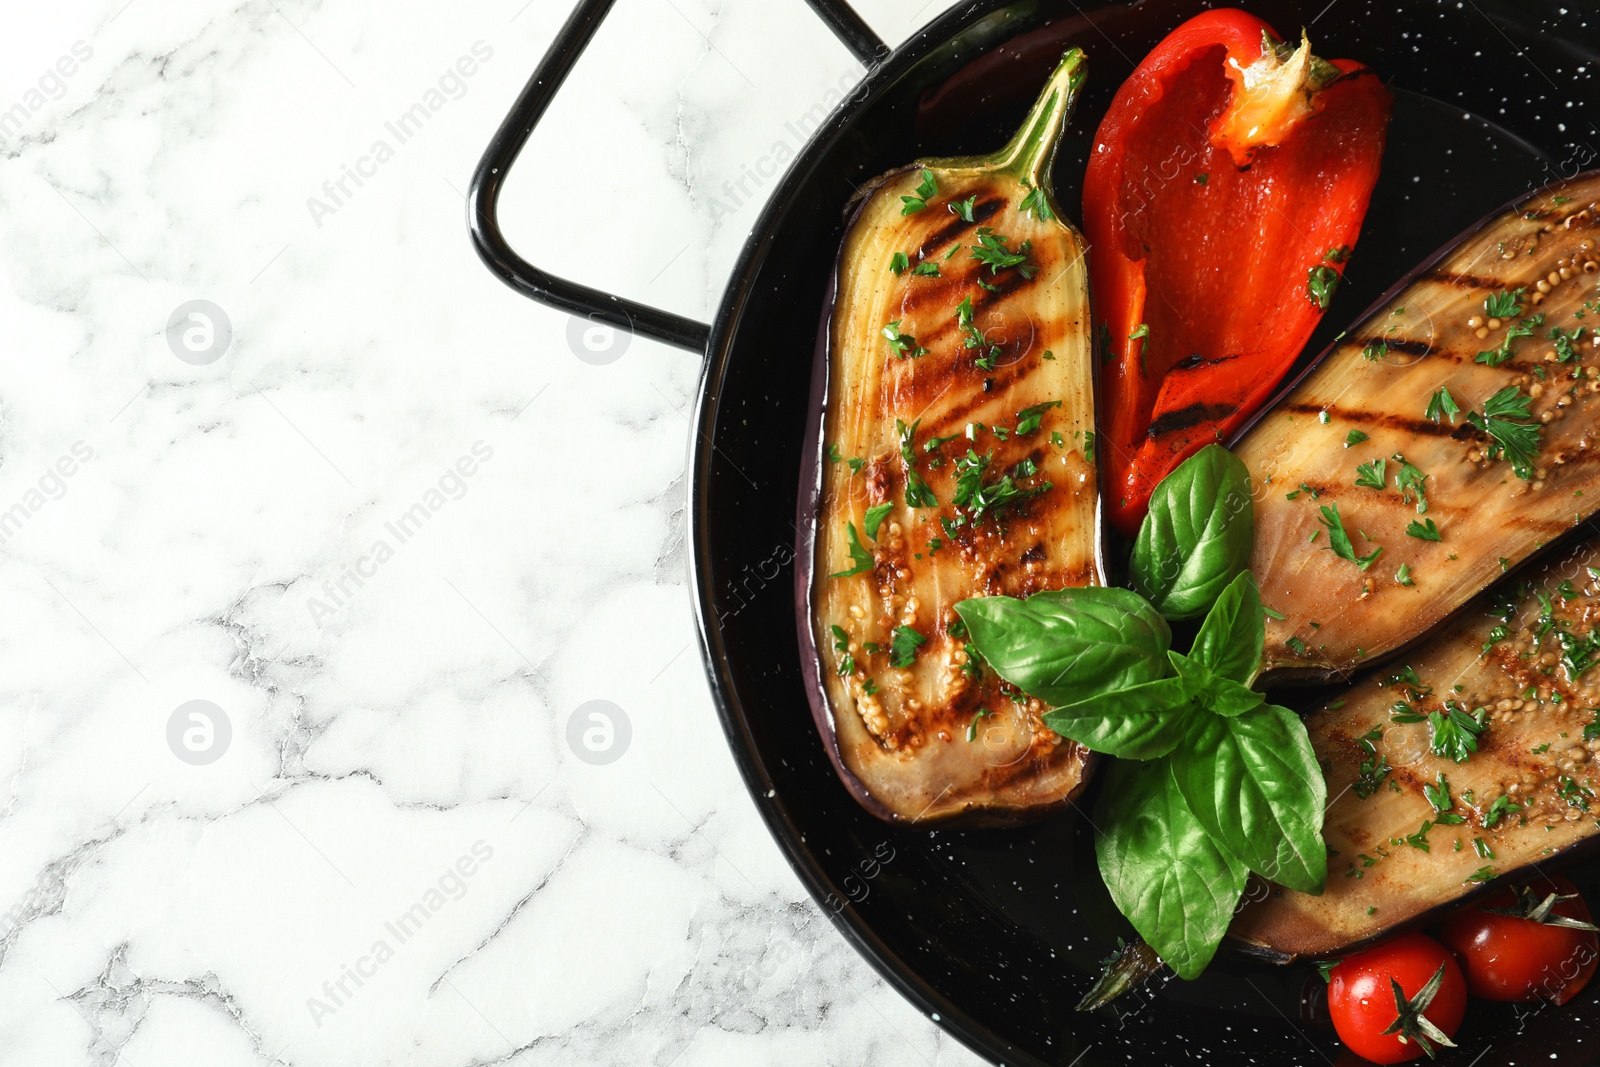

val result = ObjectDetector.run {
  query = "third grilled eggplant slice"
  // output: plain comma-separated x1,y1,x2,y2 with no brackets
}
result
799,51,1101,824
1235,171,1600,681
1230,534,1600,961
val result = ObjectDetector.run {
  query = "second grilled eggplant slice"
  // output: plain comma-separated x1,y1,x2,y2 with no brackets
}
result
1235,171,1600,681
800,51,1101,824
1230,535,1600,961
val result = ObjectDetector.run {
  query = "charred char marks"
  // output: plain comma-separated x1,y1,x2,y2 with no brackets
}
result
1279,401,1460,438
1426,270,1505,291
1147,402,1234,438
1360,336,1435,358
1175,353,1238,370
916,198,1005,261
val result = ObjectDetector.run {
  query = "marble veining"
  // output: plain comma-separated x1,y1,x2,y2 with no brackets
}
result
0,0,987,1064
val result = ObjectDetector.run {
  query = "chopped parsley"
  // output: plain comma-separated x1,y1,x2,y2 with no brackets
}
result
1361,339,1390,362
1019,185,1053,221
965,706,991,742
882,320,928,359
1345,430,1369,447
900,169,937,214
1467,386,1541,479
895,419,938,508
1473,837,1495,859
1353,728,1391,799
829,624,855,678
1429,703,1489,763
1476,312,1544,367
863,502,894,539
1425,387,1461,425
1424,772,1461,819
911,261,941,277
1407,518,1442,542
889,625,927,668
889,252,909,275
952,449,1047,526
1014,401,1060,436
1396,563,1415,586
1320,503,1382,570
1467,865,1496,884
1307,264,1341,310
1129,323,1150,361
1394,458,1429,513
1355,458,1387,490
950,194,978,222
1550,324,1587,361
1482,794,1524,829
971,227,1036,278
828,522,874,579
1405,820,1435,852
1559,775,1595,811
1484,288,1526,319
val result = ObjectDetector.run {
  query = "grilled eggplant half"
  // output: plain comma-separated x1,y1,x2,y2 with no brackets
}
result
1236,171,1600,682
1230,535,1600,961
798,51,1102,824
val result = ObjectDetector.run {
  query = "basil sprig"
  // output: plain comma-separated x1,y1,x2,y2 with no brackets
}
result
1130,444,1254,620
956,448,1325,981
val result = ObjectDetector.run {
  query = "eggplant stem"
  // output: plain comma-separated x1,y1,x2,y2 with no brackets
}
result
1075,937,1167,1011
959,49,1087,191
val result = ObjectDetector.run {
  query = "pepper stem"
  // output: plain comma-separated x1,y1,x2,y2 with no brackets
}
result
981,49,1088,190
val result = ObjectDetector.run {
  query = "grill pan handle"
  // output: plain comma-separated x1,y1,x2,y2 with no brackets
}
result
468,0,890,354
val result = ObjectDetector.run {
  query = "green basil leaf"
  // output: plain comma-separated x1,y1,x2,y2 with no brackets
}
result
1169,703,1328,894
1130,445,1255,620
955,588,1172,707
1206,677,1267,719
1094,759,1249,980
1188,570,1265,684
1166,650,1263,719
1042,677,1192,759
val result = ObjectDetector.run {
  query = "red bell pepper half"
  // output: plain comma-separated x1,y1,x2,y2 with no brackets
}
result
1083,9,1392,534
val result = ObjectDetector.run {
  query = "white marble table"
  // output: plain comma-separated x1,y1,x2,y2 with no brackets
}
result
0,0,990,1063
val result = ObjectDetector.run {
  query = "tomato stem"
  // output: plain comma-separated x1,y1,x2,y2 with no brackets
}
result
1379,960,1458,1058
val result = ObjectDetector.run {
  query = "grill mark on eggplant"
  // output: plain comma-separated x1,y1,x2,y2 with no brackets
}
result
1279,401,1460,438
915,198,1005,261
907,271,1041,351
1424,269,1506,291
1146,401,1235,438
1358,336,1436,358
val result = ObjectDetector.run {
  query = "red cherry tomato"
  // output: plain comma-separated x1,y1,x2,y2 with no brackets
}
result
1327,932,1467,1064
1439,874,1599,1005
